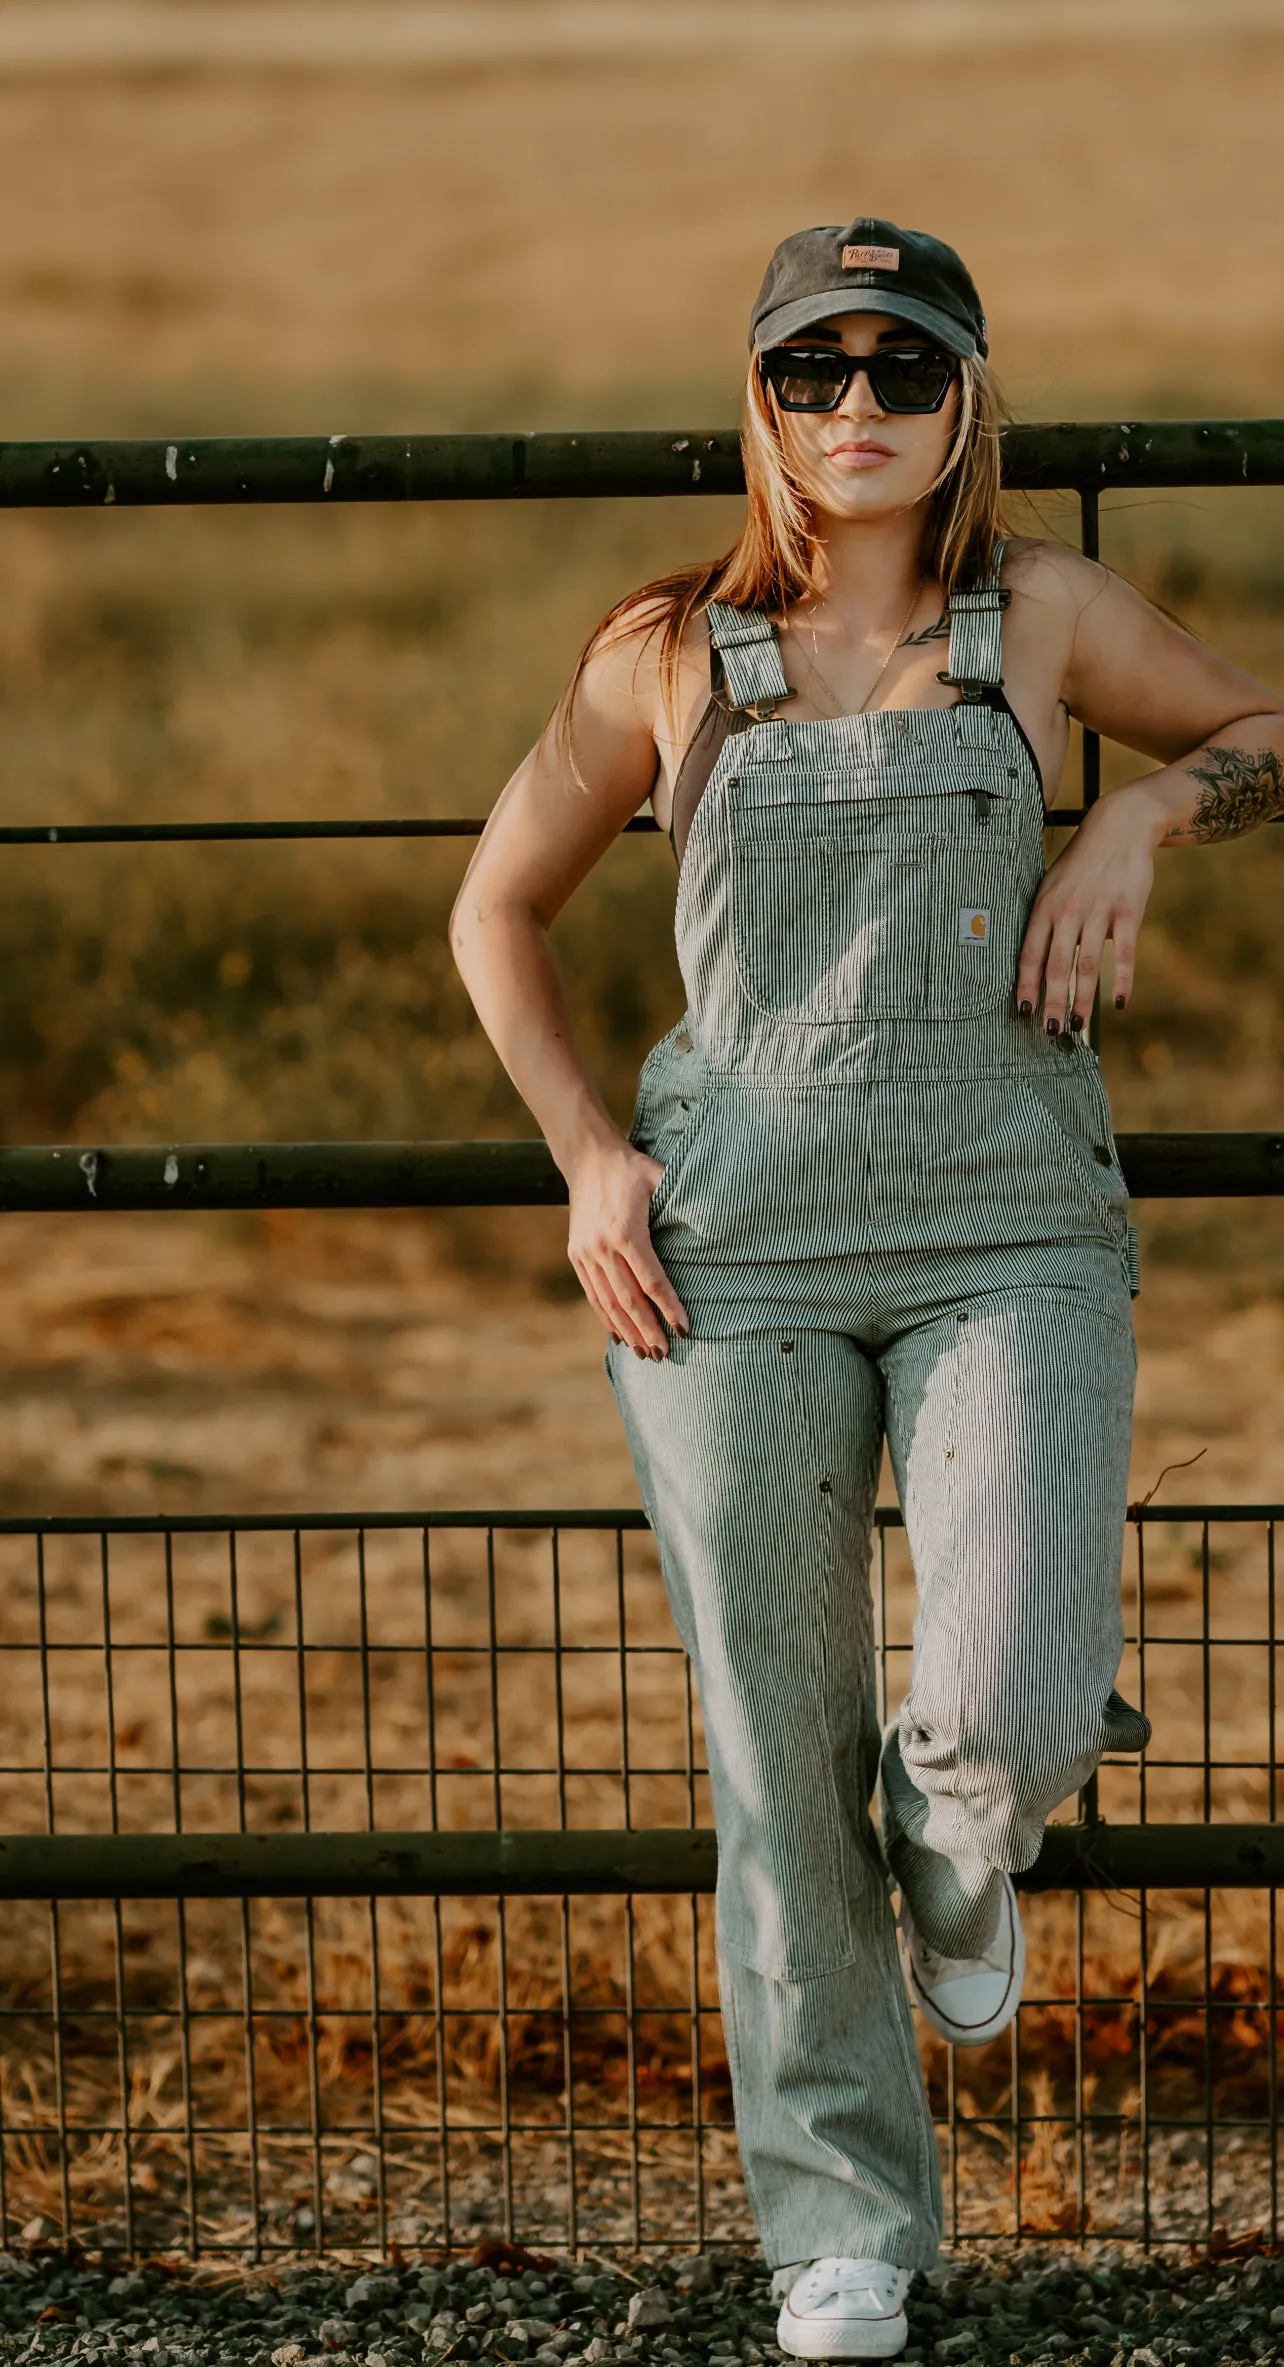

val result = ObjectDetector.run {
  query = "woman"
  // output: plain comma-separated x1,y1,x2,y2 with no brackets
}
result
451,217,1284,2359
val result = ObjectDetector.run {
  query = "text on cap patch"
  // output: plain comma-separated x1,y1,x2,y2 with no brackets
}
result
842,245,900,270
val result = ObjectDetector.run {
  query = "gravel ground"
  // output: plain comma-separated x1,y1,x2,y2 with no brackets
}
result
1,2232,1282,2367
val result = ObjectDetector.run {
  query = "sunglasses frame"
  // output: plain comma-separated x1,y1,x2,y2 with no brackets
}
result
759,341,959,415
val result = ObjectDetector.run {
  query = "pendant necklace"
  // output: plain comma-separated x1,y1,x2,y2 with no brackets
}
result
787,579,924,719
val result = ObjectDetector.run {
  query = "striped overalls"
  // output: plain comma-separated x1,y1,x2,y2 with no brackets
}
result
606,546,1148,2270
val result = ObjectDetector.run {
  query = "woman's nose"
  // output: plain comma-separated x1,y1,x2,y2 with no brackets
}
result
835,362,884,423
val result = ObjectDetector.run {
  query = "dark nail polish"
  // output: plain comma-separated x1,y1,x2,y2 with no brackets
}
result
1046,1018,1060,1037
1115,995,1126,1010
1019,1000,1032,1018
1070,1011,1085,1033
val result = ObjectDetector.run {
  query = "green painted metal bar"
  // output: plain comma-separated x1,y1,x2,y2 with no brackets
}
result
0,1132,1279,1212
0,1822,1277,1899
0,420,1281,509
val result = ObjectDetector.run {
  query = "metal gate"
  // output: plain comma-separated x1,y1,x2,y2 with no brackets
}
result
0,417,1282,2257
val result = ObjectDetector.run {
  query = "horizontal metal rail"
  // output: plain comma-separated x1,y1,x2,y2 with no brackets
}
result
1,420,1282,507
0,1822,1278,1898
0,804,1182,845
2,1131,1280,1211
2,816,662,845
0,1500,1276,1534
0,807,1207,845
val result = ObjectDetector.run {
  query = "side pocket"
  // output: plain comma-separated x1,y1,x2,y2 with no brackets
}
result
1022,1063,1130,1222
646,1092,708,1223
632,1029,710,1227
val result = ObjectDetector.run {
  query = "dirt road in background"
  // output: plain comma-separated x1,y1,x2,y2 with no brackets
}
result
0,1208,1276,1519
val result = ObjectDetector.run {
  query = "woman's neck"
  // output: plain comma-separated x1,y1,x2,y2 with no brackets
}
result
799,509,928,622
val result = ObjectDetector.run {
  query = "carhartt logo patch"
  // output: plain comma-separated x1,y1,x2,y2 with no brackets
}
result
842,244,899,270
959,909,990,942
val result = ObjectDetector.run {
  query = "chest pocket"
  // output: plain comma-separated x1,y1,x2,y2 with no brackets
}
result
726,768,1029,1024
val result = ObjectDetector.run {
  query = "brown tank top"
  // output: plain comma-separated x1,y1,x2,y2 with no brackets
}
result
668,643,753,868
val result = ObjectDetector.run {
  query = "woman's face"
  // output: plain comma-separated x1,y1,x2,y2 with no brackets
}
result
769,310,959,528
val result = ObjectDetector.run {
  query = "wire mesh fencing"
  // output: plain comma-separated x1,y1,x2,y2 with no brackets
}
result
0,1503,1278,2258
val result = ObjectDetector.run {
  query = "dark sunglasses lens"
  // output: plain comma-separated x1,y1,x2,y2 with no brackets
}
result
764,351,848,409
871,350,954,410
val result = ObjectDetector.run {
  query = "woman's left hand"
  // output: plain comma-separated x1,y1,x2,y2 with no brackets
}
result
1015,781,1163,1030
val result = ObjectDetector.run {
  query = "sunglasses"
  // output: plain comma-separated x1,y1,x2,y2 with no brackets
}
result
759,342,958,415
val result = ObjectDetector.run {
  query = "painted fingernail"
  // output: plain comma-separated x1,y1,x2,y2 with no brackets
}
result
1046,1018,1060,1036
1019,999,1032,1017
1070,1011,1085,1032
1115,995,1126,1010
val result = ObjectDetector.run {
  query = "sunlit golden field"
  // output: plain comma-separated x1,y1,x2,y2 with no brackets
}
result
0,0,1282,2252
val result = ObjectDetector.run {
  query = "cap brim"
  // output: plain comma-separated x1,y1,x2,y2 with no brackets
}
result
752,288,976,360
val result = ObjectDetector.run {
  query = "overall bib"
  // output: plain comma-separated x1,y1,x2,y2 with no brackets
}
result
607,547,1147,2269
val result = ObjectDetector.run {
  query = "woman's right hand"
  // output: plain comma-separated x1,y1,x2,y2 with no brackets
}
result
565,1133,690,1357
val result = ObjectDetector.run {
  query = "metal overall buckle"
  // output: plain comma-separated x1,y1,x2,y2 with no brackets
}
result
936,670,1003,704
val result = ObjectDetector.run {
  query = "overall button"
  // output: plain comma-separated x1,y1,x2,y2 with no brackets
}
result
1093,1144,1113,1165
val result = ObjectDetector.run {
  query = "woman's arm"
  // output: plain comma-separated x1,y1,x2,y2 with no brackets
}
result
1015,557,1284,1028
450,617,689,1359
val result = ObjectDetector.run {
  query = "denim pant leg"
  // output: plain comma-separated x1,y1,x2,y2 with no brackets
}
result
878,1279,1147,1958
608,1328,942,2271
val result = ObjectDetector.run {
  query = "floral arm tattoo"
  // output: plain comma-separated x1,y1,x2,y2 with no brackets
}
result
1174,743,1284,843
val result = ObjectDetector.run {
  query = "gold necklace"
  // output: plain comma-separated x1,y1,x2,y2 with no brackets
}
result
787,579,924,719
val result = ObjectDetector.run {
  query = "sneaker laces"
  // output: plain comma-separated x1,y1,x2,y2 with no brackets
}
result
784,2258,908,2317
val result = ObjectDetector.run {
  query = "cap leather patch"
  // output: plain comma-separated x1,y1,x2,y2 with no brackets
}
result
842,244,899,270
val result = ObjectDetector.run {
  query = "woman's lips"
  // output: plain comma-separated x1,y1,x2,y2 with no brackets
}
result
825,440,896,468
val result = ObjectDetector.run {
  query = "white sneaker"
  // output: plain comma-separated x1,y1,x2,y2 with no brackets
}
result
899,1868,1025,2046
773,2258,910,2360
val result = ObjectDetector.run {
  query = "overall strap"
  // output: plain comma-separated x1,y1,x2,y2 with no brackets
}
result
705,600,794,720
940,539,1010,702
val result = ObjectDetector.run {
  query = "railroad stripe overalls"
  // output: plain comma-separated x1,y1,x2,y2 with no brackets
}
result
606,545,1149,2270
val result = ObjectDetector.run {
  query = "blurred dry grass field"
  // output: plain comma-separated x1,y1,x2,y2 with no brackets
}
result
0,0,1281,2247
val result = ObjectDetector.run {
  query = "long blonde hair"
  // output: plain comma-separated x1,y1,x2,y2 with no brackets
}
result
564,348,1009,742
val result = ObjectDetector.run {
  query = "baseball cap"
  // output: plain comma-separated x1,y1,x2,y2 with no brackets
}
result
750,214,987,361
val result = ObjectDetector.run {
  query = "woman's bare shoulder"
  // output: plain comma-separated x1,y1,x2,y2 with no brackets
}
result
1002,534,1107,614
581,593,712,749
